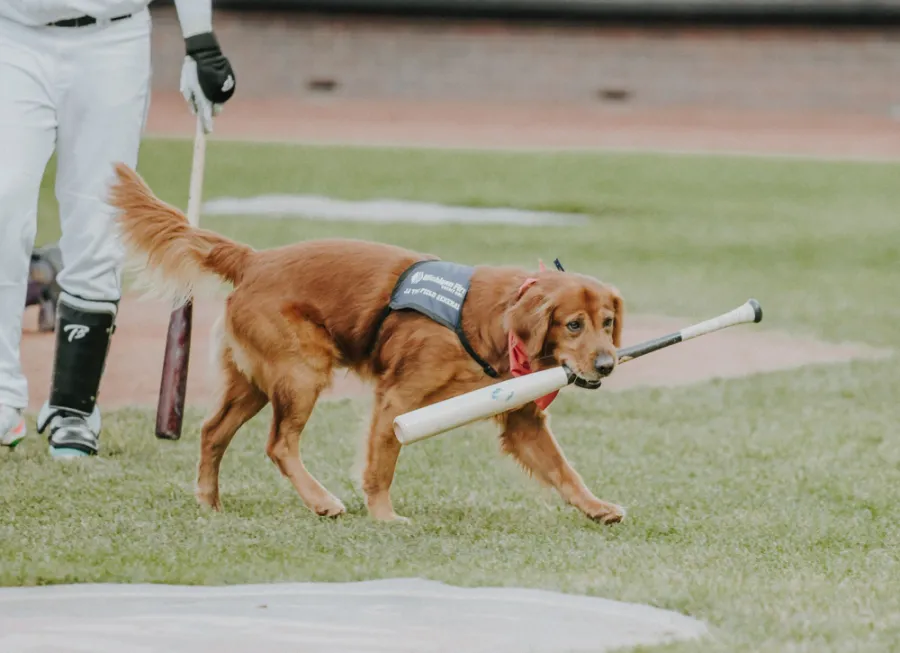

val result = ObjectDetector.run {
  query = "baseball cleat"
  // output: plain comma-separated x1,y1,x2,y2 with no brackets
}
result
38,404,102,459
45,411,99,458
0,405,27,450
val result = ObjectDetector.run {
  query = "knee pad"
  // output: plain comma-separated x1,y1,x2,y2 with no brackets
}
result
46,292,117,417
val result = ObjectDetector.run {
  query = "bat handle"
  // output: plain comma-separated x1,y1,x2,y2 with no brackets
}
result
185,117,207,228
596,298,763,370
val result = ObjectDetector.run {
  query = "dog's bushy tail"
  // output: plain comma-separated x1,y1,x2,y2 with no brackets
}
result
109,162,254,306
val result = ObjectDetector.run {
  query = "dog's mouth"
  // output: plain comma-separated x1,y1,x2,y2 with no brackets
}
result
561,362,604,390
573,376,603,390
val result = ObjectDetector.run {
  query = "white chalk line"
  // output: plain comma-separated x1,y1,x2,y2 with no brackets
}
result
201,194,591,226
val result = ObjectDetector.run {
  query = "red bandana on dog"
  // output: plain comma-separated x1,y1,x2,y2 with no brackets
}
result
508,260,559,411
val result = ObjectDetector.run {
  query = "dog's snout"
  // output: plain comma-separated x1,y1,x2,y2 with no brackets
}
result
594,354,616,377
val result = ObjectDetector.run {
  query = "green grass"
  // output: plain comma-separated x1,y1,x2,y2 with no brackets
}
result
8,140,900,652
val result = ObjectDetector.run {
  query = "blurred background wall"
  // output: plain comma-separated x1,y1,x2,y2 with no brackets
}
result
145,1,900,154
161,0,900,17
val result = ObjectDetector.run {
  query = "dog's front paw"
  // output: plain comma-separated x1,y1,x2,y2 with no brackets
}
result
583,501,626,525
314,497,347,518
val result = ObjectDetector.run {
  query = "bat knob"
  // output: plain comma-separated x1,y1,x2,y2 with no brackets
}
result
748,298,763,323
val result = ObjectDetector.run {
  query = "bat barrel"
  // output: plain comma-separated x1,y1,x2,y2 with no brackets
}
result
155,300,193,440
394,366,573,445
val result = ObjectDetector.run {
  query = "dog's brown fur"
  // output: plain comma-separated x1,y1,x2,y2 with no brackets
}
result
108,163,626,524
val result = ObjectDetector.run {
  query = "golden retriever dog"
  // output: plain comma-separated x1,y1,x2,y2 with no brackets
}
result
108,163,626,525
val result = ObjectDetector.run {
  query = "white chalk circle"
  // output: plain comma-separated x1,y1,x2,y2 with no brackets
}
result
0,578,708,652
202,195,591,226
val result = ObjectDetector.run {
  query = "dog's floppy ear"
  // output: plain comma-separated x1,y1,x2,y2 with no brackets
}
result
505,279,554,360
609,286,624,348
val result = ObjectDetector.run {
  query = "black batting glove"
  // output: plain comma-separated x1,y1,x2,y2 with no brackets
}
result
180,32,235,132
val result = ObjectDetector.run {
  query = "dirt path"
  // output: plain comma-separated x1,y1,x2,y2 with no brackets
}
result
146,92,900,160
20,294,887,413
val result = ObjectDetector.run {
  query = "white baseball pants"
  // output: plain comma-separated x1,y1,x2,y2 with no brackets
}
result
0,10,152,409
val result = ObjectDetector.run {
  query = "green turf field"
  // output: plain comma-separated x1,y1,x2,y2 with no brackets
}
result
6,140,900,652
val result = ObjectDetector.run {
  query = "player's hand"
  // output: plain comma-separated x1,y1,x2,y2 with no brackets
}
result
180,32,235,133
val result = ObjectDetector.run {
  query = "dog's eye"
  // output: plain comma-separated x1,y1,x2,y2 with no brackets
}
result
603,317,614,330
567,320,582,333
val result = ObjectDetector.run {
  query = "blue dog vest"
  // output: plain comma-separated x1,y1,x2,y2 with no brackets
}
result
375,260,499,378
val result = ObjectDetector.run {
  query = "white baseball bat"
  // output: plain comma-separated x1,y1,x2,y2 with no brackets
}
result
393,298,762,445
186,116,207,227
393,366,575,446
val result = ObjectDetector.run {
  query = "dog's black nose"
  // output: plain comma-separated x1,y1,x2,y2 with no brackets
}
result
594,355,616,377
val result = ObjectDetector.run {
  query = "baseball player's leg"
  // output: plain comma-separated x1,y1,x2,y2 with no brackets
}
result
0,19,58,448
36,13,152,458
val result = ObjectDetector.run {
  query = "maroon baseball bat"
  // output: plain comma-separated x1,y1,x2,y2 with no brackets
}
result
155,301,193,440
154,118,207,440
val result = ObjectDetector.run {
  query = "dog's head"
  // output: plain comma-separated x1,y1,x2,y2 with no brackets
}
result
505,271,623,386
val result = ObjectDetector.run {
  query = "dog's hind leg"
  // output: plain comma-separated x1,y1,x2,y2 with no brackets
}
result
266,364,345,517
196,355,268,511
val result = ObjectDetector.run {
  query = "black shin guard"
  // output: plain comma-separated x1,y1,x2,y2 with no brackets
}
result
48,293,117,416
